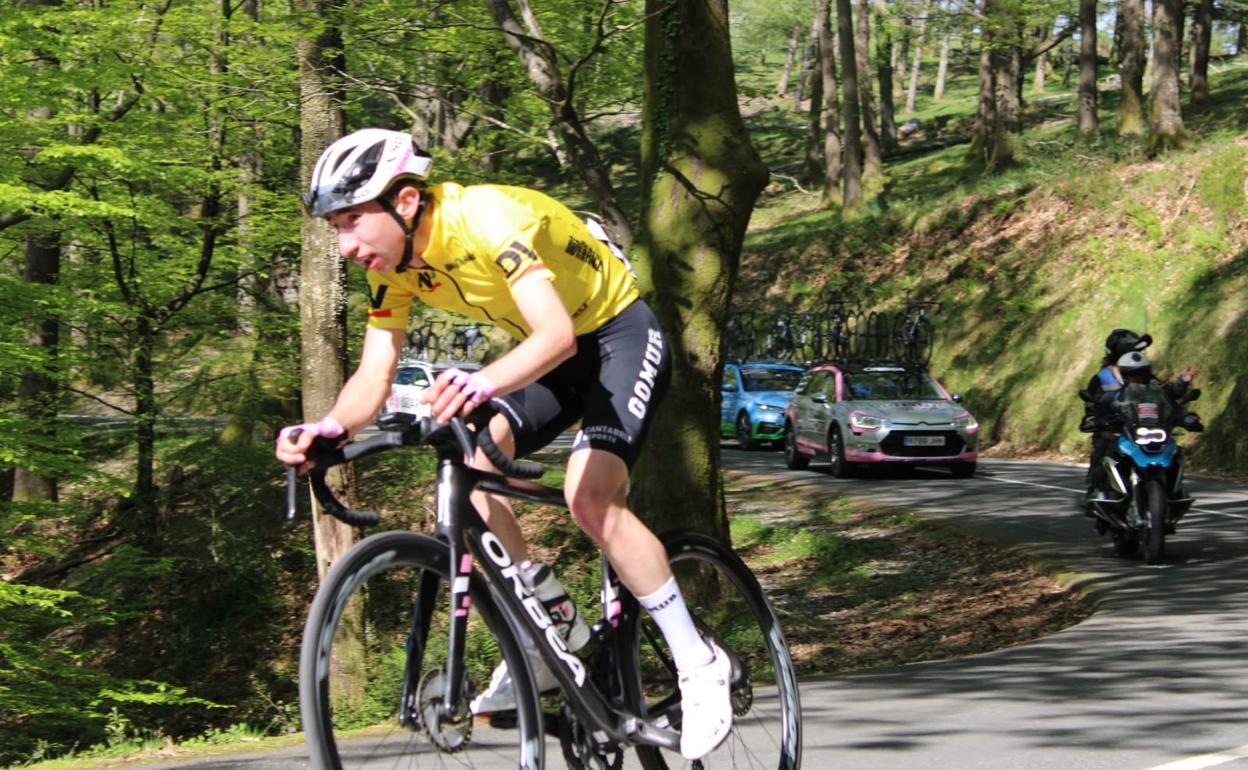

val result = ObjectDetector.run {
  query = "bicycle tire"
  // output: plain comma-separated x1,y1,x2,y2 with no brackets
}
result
300,530,544,770
623,531,802,770
912,316,934,368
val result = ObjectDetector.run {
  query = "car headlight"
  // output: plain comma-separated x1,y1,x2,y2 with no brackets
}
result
756,403,782,413
849,411,885,431
953,412,978,430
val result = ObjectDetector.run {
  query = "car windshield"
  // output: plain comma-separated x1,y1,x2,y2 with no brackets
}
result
740,368,803,392
844,370,943,400
395,367,431,387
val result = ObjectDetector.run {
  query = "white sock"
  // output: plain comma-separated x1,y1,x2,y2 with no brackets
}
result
637,576,714,671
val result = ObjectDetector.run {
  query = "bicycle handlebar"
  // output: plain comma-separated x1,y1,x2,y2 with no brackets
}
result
284,412,545,527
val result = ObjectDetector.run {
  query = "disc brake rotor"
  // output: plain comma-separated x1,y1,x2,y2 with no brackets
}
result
416,668,474,753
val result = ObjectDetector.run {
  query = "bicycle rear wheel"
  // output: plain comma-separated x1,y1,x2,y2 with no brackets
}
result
624,531,802,770
300,531,544,770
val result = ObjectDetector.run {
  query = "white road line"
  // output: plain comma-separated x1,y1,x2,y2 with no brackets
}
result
976,472,1248,520
1138,742,1248,770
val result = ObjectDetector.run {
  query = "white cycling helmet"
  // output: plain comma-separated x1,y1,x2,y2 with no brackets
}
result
303,128,432,218
1117,350,1151,374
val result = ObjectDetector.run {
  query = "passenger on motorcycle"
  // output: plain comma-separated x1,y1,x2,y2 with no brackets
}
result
1081,340,1199,508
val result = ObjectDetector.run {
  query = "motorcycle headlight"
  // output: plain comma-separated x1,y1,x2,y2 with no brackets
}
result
1135,426,1168,444
849,411,885,431
953,412,978,430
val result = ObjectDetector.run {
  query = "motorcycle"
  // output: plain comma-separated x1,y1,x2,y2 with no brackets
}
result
1079,381,1202,564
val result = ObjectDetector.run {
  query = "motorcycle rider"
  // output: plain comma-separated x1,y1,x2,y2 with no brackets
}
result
1081,329,1152,507
1081,337,1199,507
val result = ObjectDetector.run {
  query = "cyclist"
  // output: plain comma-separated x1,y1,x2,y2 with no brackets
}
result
275,128,731,759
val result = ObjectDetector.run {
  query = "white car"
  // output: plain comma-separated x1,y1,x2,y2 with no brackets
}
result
377,361,435,427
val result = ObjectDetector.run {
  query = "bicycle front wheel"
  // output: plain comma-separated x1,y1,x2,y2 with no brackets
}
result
300,530,544,770
625,531,802,770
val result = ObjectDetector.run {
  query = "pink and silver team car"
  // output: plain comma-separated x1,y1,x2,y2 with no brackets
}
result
782,362,979,478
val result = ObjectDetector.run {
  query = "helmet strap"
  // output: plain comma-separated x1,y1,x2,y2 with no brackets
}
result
376,191,427,274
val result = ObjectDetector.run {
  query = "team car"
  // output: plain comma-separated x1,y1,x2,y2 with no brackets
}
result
376,360,435,428
783,362,979,476
376,359,482,428
721,362,806,450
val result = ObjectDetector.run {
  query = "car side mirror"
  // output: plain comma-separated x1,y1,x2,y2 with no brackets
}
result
812,393,828,404
951,393,963,403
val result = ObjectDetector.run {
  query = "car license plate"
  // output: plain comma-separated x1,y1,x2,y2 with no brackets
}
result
904,435,945,447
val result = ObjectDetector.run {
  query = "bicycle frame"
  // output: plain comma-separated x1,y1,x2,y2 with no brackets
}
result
413,442,683,752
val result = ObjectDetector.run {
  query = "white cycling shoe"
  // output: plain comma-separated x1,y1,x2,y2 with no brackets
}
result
469,652,559,714
678,641,734,759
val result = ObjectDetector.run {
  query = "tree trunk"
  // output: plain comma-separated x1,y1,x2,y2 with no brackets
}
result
802,39,826,183
855,0,883,180
133,316,157,510
1189,0,1213,105
487,0,633,247
905,2,929,114
934,30,951,99
836,0,863,209
1239,22,1248,55
969,0,1014,171
874,0,898,151
796,14,820,109
13,232,61,503
297,6,355,580
1148,0,1185,153
632,0,768,542
1118,0,1147,135
997,28,1022,133
818,0,843,207
1077,0,1098,138
778,23,802,95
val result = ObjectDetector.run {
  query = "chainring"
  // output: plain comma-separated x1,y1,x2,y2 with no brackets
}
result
558,701,624,770
415,668,474,753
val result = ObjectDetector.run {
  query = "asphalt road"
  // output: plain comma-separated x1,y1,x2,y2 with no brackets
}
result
723,451,1248,770
101,453,1248,770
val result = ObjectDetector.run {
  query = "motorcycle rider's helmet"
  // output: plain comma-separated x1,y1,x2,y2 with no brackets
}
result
1104,328,1152,359
302,128,432,218
1117,350,1152,379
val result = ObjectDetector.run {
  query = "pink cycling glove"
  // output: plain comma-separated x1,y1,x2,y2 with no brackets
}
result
444,368,497,407
279,416,345,444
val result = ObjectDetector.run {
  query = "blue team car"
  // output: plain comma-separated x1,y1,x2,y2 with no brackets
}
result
721,362,807,450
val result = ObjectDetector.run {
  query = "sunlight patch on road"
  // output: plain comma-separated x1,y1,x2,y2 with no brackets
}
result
1139,742,1248,770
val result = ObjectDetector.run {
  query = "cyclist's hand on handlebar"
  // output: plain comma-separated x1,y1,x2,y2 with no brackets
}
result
423,368,497,424
276,416,345,470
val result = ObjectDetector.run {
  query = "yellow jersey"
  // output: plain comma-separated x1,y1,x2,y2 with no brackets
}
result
365,183,638,339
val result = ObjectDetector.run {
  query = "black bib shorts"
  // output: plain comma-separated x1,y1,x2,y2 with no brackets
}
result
488,299,671,468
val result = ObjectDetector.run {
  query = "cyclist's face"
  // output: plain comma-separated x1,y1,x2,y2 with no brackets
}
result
328,200,407,272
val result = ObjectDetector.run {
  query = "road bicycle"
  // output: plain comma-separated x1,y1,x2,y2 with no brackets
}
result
890,302,938,368
288,413,802,770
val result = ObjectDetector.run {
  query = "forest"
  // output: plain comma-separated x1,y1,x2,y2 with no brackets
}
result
2,0,1246,765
